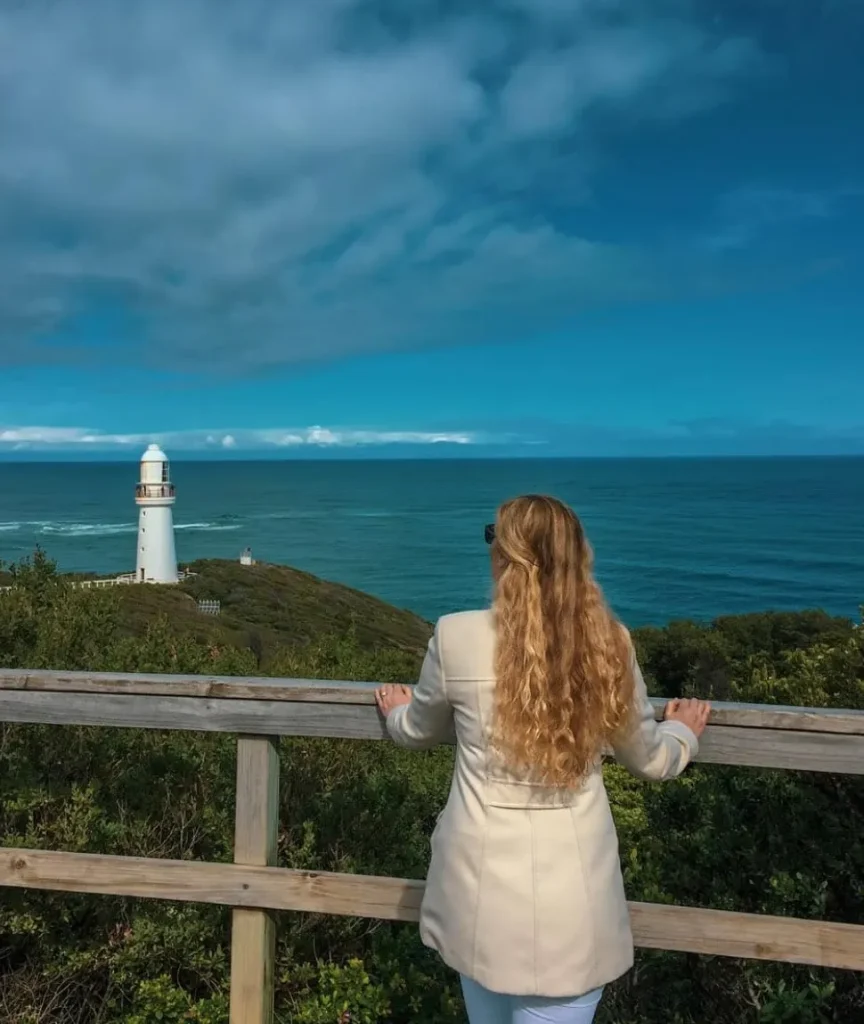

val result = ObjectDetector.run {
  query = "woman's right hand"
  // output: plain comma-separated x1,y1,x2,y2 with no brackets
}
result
664,697,711,737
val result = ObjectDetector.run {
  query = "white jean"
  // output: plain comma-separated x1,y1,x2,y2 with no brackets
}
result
461,976,603,1024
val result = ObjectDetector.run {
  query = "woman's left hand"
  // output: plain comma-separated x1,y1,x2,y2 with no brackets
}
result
375,684,412,716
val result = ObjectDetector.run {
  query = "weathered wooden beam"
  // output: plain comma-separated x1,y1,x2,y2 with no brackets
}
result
690,725,864,774
0,690,390,739
1,848,862,971
1,669,862,735
0,669,378,706
0,848,425,921
626,901,864,969
1,689,862,773
229,737,280,1024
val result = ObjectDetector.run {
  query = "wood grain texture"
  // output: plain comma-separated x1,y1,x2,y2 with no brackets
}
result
2,689,862,773
0,690,386,740
230,737,280,1024
1,669,861,735
1,848,861,970
693,726,864,774
627,901,864,970
0,848,426,921
0,669,375,705
234,737,280,866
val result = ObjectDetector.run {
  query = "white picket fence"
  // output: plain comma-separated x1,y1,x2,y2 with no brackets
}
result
0,571,196,594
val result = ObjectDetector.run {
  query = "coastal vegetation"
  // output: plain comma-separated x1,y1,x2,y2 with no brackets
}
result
0,551,862,1023
0,555,431,666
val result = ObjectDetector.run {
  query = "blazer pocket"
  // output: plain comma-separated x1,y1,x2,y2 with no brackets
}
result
484,777,583,809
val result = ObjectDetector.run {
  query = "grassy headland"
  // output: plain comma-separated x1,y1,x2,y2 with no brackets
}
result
125,558,432,663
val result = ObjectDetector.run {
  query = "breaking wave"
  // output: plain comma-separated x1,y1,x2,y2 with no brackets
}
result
174,522,241,532
0,520,241,538
41,522,137,537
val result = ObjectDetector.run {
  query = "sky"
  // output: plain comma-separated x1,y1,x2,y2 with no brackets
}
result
1,0,862,459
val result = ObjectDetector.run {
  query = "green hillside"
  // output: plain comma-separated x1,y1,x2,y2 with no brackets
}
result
2,554,433,669
113,558,432,665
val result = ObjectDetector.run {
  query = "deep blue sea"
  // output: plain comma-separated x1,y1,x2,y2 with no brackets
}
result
0,458,862,626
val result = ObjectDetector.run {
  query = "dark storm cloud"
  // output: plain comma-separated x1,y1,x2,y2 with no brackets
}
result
0,0,764,373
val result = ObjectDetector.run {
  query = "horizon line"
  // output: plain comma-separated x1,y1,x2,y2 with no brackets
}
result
2,453,863,465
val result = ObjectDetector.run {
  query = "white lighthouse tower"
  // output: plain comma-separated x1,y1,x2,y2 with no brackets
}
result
135,444,179,584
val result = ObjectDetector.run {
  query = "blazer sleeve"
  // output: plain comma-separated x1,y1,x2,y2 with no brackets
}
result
611,650,699,781
385,622,454,750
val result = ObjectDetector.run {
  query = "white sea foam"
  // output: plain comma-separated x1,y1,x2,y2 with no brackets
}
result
40,522,137,537
0,520,242,538
174,522,241,532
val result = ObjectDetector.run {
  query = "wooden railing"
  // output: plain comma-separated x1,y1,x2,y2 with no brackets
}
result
1,668,863,1024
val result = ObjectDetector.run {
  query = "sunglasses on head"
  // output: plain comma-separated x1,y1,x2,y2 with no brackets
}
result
484,523,495,544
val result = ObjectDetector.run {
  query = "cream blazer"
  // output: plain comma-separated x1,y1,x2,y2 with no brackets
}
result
385,609,698,998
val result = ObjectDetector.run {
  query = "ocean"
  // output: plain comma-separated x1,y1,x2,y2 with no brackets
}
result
0,457,862,627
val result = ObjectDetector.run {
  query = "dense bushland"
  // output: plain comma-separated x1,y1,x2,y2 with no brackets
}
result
1,552,862,1023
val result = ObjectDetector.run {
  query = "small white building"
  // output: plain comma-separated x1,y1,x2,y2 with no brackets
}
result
135,444,179,584
240,547,254,566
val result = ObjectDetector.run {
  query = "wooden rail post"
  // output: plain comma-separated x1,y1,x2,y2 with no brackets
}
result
229,736,280,1024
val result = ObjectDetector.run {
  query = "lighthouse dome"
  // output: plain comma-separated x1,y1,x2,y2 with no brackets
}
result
141,443,168,463
138,444,172,489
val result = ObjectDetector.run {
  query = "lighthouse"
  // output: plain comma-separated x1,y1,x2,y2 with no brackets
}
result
135,444,179,583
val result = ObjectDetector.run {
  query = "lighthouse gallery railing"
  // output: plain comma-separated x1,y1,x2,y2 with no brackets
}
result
0,669,863,1024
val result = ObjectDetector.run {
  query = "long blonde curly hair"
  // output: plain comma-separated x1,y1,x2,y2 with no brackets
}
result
491,494,636,787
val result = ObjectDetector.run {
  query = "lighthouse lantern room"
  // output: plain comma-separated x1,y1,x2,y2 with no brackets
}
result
135,444,179,584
